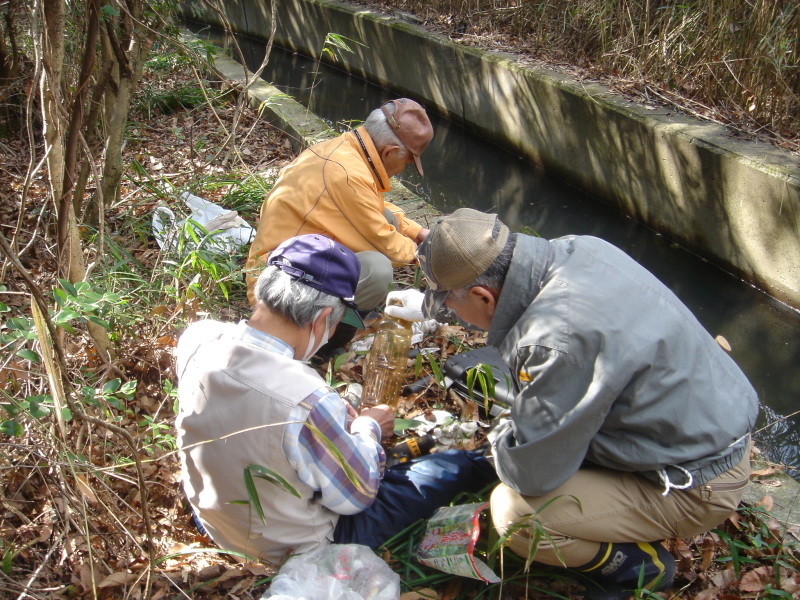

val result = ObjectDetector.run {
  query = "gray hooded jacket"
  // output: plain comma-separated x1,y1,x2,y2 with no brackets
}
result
488,234,759,497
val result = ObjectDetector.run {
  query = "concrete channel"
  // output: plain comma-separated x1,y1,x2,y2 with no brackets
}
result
178,1,800,531
179,0,800,310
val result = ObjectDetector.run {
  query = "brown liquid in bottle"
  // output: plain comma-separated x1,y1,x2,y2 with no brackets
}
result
361,316,413,408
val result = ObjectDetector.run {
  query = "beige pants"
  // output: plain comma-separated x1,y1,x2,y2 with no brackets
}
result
354,251,393,310
352,208,405,310
490,452,751,567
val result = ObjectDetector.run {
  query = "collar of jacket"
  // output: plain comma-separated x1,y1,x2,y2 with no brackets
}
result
348,126,391,192
487,234,553,347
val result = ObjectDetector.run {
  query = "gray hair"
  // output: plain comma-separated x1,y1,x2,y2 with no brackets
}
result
364,102,410,159
449,233,517,300
254,266,347,327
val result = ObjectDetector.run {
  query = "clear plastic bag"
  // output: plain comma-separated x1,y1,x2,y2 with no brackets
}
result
152,192,254,256
261,544,400,600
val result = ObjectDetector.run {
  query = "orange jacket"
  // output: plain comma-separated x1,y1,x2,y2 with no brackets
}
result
245,127,422,303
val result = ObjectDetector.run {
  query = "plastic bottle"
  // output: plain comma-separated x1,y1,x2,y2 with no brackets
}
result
361,316,413,408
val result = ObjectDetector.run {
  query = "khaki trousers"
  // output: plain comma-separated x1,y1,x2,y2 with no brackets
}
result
352,208,403,310
354,251,393,310
490,452,751,567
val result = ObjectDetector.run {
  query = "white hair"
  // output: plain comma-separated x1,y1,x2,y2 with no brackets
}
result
254,266,346,327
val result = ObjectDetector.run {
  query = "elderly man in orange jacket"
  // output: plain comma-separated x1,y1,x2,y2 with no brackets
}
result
246,99,433,335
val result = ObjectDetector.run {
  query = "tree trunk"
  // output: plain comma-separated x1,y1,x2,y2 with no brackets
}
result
95,4,153,212
39,0,66,216
38,0,113,361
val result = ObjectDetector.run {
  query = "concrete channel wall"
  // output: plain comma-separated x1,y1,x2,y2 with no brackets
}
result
181,0,800,309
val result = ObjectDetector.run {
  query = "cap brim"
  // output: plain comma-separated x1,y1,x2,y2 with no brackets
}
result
412,154,424,176
422,289,448,319
341,304,366,329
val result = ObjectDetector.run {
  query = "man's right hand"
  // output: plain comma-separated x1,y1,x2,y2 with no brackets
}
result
359,405,395,439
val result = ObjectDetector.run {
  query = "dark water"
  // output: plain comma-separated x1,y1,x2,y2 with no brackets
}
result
187,23,800,476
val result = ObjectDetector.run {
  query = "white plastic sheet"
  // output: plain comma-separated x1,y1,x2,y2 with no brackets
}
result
152,192,254,256
262,544,400,600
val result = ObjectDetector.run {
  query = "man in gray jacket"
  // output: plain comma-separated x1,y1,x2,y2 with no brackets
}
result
385,208,758,600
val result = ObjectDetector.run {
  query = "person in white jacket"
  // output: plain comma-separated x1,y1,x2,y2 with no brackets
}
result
177,234,497,564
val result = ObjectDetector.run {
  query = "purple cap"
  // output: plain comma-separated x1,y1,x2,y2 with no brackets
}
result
268,234,365,327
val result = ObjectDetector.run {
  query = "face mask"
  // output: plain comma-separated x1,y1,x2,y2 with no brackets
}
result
301,309,331,362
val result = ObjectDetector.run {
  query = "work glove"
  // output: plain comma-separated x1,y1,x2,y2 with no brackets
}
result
385,288,426,322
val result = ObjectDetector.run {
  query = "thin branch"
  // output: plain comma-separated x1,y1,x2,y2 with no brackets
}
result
0,230,157,598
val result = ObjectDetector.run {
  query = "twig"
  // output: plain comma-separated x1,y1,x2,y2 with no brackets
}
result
14,528,66,600
0,230,157,599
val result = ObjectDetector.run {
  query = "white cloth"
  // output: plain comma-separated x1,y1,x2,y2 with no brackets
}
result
385,289,426,321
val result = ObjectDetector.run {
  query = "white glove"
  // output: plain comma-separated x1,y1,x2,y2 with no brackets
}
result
385,289,426,322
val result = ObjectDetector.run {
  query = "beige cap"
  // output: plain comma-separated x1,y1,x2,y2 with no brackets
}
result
417,208,510,315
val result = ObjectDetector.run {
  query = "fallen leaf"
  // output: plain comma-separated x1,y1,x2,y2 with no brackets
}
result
75,474,98,503
755,495,774,511
740,566,772,592
401,589,439,600
780,571,800,594
156,333,177,347
710,566,738,588
98,571,139,588
36,525,53,543
699,536,716,571
671,537,693,571
786,524,800,542
751,466,780,477
694,589,721,600
756,479,783,488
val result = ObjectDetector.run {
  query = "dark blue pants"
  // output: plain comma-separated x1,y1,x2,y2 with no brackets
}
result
333,449,498,548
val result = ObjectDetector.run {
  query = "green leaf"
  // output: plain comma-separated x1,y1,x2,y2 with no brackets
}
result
426,353,443,386
27,399,51,419
248,464,301,498
242,464,302,527
85,315,111,329
1,546,12,574
414,351,423,378
393,418,424,433
5,317,32,331
120,380,138,397
58,279,77,296
333,351,349,372
525,525,544,572
243,466,266,525
304,423,366,494
16,349,40,363
54,308,82,323
466,366,477,399
100,4,120,17
102,379,122,394
53,288,68,307
1,420,23,437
